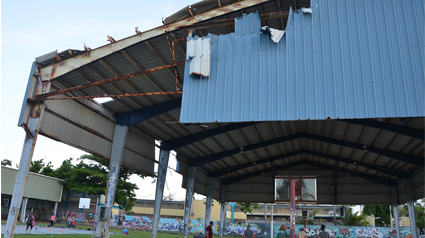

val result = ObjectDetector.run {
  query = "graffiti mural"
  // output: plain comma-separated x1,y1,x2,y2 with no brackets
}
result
107,215,414,238
1,206,8,219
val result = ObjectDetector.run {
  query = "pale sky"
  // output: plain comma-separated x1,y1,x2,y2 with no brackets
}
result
0,0,200,201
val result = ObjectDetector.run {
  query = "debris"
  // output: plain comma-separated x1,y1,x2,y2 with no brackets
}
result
301,7,313,14
261,26,285,43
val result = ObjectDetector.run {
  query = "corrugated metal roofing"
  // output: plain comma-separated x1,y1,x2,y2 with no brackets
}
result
180,0,425,123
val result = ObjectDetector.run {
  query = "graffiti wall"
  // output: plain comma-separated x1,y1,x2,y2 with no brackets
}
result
109,215,414,238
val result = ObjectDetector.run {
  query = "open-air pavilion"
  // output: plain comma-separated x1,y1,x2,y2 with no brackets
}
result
5,0,424,238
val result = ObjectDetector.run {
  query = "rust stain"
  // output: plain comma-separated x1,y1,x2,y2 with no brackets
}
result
58,61,67,67
187,17,196,22
82,52,92,58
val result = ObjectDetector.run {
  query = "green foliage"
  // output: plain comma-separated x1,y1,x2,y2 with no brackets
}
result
1,159,12,166
399,200,425,233
237,202,259,214
26,155,153,214
341,208,370,226
163,193,175,201
362,205,391,227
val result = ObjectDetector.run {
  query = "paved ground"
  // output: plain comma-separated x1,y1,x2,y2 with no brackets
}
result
1,224,121,235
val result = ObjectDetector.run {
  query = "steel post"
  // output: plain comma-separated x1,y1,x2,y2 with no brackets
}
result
93,198,101,238
101,125,128,238
290,179,295,238
403,179,418,238
183,167,197,238
205,177,215,233
19,198,28,223
53,202,58,222
219,185,227,238
151,148,170,238
4,116,42,238
391,187,400,238
264,204,268,223
271,204,274,238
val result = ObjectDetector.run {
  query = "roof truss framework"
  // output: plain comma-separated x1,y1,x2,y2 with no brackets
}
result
25,0,424,205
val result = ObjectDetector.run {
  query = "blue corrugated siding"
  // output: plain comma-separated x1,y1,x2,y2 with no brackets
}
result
180,0,425,123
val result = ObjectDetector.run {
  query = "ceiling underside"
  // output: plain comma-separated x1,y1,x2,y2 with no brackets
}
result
35,0,424,205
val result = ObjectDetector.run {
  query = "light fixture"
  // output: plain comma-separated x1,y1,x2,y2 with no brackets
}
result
347,172,350,178
200,124,209,128
253,162,257,167
261,172,264,177
240,146,244,153
363,145,368,153
353,161,357,167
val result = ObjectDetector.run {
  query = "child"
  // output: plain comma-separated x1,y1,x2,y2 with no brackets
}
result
26,214,34,234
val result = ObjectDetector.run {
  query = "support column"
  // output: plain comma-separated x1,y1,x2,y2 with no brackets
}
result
19,198,28,223
403,179,418,238
183,167,197,238
290,179,295,238
219,185,227,238
94,198,101,238
264,204,268,223
100,124,128,238
271,204,274,238
5,117,42,238
151,148,171,238
205,177,215,233
53,202,58,222
391,187,400,238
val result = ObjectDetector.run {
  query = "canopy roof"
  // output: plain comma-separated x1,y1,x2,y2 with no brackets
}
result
21,0,424,205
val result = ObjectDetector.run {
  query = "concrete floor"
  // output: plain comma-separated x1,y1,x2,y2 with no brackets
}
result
1,224,121,235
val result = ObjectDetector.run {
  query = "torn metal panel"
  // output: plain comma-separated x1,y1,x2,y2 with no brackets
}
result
187,37,211,77
261,26,285,43
180,0,425,123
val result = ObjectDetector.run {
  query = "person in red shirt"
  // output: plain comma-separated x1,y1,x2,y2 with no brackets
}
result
205,221,214,238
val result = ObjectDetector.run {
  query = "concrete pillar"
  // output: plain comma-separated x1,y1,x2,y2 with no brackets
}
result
94,198,101,238
151,148,170,238
20,198,28,223
100,125,128,238
205,177,215,233
53,202,58,222
403,179,418,238
183,167,197,238
219,185,227,238
391,187,400,238
290,179,296,238
271,204,274,238
5,117,41,238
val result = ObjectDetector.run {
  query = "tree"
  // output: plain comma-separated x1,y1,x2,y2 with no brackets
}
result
163,193,175,201
1,159,12,166
21,155,153,214
398,200,425,234
362,205,391,227
237,202,259,214
341,207,370,226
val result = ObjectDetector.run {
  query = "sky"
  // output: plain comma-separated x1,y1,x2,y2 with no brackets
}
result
0,0,198,201
0,0,366,212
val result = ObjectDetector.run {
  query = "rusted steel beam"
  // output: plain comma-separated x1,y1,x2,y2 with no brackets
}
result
145,41,183,86
36,61,184,99
165,33,182,91
184,10,289,30
21,123,33,139
31,91,182,101
41,0,273,81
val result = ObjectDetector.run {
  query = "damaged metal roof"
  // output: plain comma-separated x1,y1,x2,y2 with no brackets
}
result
180,1,425,123
22,0,424,205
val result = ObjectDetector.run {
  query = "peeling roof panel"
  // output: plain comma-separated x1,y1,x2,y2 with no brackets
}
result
180,0,425,123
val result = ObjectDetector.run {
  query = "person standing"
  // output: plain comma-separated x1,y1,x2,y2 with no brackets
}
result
318,225,329,238
243,225,256,238
205,221,214,238
297,228,307,238
50,214,55,227
25,214,34,234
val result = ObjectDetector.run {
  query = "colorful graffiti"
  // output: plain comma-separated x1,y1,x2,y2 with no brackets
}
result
226,222,262,235
107,215,414,238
